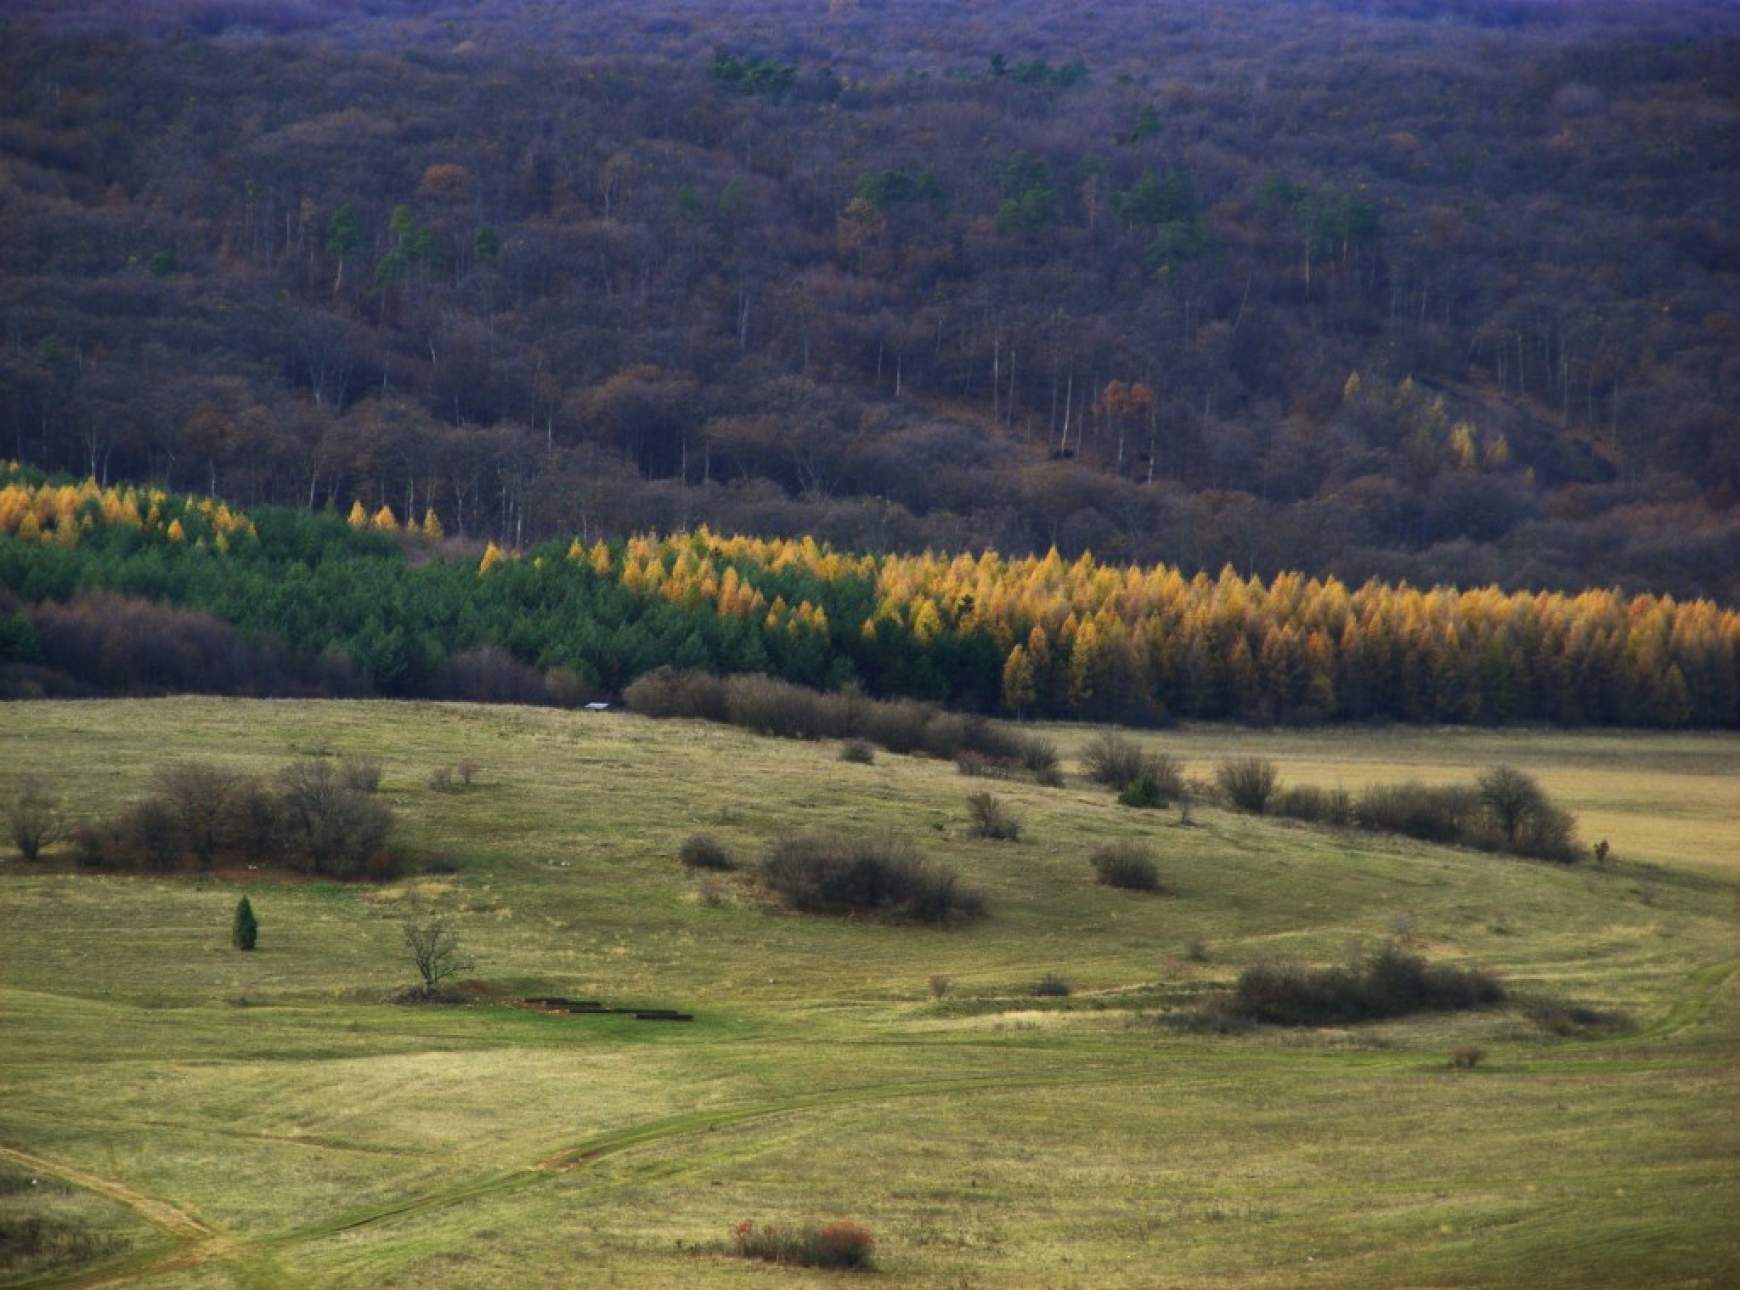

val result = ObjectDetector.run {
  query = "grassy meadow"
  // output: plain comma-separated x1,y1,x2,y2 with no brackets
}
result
1,698,1737,1287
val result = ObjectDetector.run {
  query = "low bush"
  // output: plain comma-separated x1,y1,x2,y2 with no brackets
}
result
1090,841,1161,891
839,739,876,764
1230,943,1503,1025
1272,784,1353,826
678,832,735,871
624,667,729,722
1522,999,1630,1036
626,669,1056,774
433,645,549,705
760,834,984,925
1511,801,1580,862
860,698,933,754
1034,766,1066,789
928,974,952,999
338,754,384,794
1354,781,1476,842
1348,772,1580,861
1216,757,1279,813
1018,737,1060,777
428,765,455,792
70,821,106,868
956,750,1014,778
965,791,1021,840
1081,731,1147,789
1449,1045,1486,1069
1117,774,1169,809
1032,973,1072,997
731,1219,875,1271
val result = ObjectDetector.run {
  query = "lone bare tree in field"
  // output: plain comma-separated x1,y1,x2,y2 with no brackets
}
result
6,776,63,861
402,918,474,996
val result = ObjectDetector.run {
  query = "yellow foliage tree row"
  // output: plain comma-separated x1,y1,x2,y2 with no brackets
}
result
0,472,254,551
603,527,1740,725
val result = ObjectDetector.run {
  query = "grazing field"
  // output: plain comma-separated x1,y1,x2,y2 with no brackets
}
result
1,699,1737,1288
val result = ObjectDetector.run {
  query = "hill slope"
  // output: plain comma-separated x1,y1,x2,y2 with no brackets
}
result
0,699,1736,1286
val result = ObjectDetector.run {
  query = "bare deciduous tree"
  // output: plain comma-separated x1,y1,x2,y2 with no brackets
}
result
401,919,474,996
7,776,63,861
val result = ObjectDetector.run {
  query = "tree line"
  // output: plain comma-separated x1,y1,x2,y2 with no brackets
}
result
2,467,1734,728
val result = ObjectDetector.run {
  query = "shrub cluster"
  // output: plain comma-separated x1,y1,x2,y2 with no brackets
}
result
625,668,1054,772
1522,999,1631,1036
1251,763,1579,862
731,1220,875,1271
1342,768,1579,860
1216,757,1279,813
955,750,1017,779
1032,973,1072,997
759,833,985,925
5,590,366,701
73,757,397,880
1271,784,1353,826
1229,943,1503,1026
1080,731,1182,797
427,760,482,792
964,791,1021,840
1116,775,1170,809
1089,841,1161,891
838,738,876,764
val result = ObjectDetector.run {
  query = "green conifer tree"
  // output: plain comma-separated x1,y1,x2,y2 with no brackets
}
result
232,896,259,952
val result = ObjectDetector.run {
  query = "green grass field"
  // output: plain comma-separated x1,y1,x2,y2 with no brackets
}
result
1,699,1737,1288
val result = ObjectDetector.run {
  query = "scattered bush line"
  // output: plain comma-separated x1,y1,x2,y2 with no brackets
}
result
51,757,400,879
1228,944,1504,1026
626,667,1056,776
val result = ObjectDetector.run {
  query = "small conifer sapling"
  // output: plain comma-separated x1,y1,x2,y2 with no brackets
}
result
232,896,259,951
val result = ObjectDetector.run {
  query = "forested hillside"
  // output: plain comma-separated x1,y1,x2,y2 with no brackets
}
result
2,0,1738,601
4,467,1734,726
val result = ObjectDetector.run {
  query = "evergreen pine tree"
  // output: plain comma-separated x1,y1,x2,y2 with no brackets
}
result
232,896,259,951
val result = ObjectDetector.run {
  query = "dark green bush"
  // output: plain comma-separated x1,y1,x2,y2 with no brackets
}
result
839,738,876,764
232,896,258,951
678,832,735,871
1117,774,1169,809
1090,842,1161,891
1032,973,1072,997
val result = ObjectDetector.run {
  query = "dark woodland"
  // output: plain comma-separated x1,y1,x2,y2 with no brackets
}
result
1,0,1737,601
